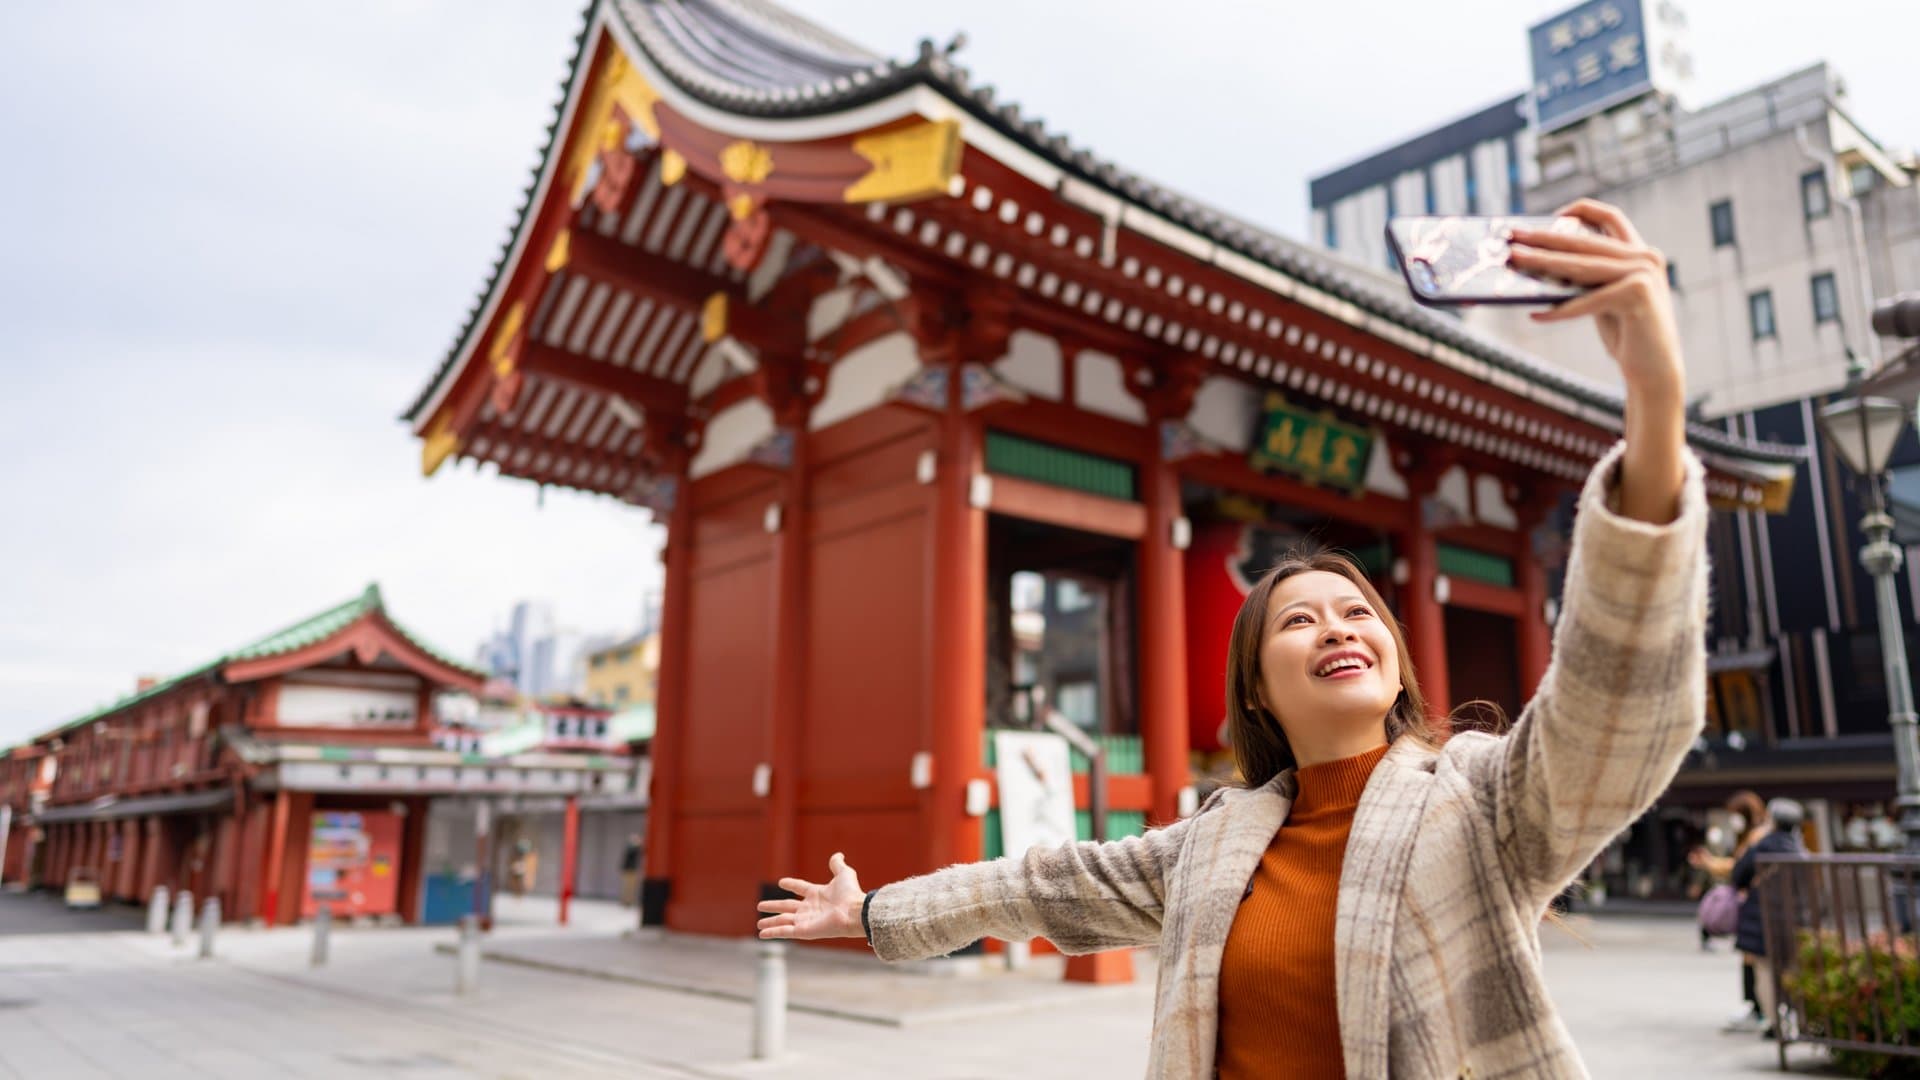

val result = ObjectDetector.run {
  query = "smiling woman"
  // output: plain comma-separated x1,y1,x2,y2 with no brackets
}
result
759,200,1710,1080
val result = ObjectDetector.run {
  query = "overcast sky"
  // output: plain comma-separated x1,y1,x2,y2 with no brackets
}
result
3,0,1916,748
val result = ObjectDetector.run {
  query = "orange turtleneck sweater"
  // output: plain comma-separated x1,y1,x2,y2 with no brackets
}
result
1215,742,1390,1080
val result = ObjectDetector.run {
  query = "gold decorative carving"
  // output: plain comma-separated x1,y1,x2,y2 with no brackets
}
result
421,415,460,477
728,191,756,221
544,230,571,275
720,140,775,185
660,148,687,187
490,301,526,377
702,292,729,343
844,119,963,203
566,45,662,204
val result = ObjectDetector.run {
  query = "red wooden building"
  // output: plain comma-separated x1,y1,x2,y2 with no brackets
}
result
403,0,1803,936
1,586,644,924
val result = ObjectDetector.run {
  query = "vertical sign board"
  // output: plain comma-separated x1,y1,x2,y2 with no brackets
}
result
1529,0,1691,133
994,731,1077,858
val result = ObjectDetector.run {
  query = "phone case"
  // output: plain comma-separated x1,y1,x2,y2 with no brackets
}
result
1385,216,1592,308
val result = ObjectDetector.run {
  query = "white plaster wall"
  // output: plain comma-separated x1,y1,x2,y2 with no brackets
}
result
1364,434,1408,499
810,331,919,431
994,329,1063,400
1188,376,1261,453
1473,474,1519,529
1435,465,1474,521
689,396,774,479
1075,350,1146,424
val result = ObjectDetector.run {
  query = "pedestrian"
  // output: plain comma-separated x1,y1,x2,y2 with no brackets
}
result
760,201,1707,1079
508,838,538,898
1686,789,1765,1019
620,833,643,907
1729,797,1806,1038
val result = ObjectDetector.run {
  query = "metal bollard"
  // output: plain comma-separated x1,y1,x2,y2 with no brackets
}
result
147,885,170,935
751,940,787,1060
169,890,194,947
310,906,331,967
1004,940,1031,972
455,914,481,996
197,897,220,960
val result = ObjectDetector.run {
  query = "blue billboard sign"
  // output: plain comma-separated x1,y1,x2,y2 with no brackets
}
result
1528,0,1654,132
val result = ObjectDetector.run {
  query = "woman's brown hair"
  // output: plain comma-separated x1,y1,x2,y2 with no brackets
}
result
1223,543,1507,788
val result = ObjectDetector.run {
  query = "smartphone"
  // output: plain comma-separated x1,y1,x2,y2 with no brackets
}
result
1385,216,1595,308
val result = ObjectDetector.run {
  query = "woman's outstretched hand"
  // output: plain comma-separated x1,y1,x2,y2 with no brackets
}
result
756,852,867,940
1510,199,1687,524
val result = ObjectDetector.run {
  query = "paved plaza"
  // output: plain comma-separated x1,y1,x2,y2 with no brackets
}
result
0,890,1850,1078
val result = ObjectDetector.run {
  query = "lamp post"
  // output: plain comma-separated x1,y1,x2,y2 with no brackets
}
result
1815,362,1920,853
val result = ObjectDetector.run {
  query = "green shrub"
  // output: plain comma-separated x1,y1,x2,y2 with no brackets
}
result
1783,930,1920,1078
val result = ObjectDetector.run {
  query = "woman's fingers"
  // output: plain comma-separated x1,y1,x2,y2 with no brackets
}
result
777,877,817,896
1529,273,1655,323
1508,246,1644,286
1554,197,1644,246
758,915,795,938
828,852,850,878
1508,225,1649,263
757,898,801,915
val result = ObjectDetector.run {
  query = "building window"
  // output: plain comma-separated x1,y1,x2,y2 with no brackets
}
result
1506,137,1523,213
1801,170,1830,219
1710,200,1736,247
1849,162,1878,196
1666,262,1679,291
1464,153,1479,214
1423,166,1437,215
1811,272,1840,324
1323,212,1337,249
1748,290,1777,340
1384,186,1399,271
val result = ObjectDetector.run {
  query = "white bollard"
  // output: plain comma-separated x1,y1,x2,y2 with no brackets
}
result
147,885,170,935
751,940,787,1060
1004,940,1031,972
455,915,481,996
310,906,331,967
198,897,220,960
169,890,194,947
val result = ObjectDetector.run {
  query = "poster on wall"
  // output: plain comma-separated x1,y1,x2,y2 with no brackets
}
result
301,810,403,919
993,731,1077,858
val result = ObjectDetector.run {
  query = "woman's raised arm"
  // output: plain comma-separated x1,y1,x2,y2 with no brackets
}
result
1466,200,1709,904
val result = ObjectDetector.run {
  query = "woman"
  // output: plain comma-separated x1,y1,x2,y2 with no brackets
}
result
758,200,1707,1079
1730,798,1805,1038
1688,789,1767,1020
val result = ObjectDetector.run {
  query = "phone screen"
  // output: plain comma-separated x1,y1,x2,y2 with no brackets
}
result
1386,216,1594,307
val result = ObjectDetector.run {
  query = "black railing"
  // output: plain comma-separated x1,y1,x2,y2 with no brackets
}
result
1756,852,1920,1072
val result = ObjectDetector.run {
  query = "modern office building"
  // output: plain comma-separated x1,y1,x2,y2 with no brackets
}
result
1305,0,1920,897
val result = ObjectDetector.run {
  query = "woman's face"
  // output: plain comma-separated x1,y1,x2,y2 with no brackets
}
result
1257,570,1403,739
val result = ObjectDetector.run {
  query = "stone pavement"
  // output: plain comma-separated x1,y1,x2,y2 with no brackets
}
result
0,888,1857,1078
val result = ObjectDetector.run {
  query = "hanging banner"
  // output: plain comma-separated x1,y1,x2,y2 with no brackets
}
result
993,731,1077,858
1249,393,1374,493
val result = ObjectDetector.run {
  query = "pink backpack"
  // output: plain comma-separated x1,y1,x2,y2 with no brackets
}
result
1698,884,1739,936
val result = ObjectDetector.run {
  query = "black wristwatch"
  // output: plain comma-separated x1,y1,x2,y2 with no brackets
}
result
861,888,879,944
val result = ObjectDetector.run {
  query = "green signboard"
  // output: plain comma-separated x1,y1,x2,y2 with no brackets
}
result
1249,392,1375,492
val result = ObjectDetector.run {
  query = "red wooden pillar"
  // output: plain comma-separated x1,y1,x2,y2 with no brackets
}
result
1514,497,1557,701
395,797,427,925
115,818,141,900
1396,454,1453,723
260,791,293,924
762,378,811,904
1136,365,1204,826
559,794,580,927
641,461,692,927
139,816,164,902
928,355,989,871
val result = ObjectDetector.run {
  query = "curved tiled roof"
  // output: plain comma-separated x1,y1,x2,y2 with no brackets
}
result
42,585,484,741
409,0,1806,472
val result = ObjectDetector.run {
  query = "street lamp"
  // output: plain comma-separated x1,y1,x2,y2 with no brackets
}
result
1816,363,1920,853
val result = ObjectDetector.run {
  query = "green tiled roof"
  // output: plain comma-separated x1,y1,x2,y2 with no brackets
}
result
44,584,484,740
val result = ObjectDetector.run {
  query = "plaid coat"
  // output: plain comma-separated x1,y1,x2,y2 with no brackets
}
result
868,441,1709,1078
